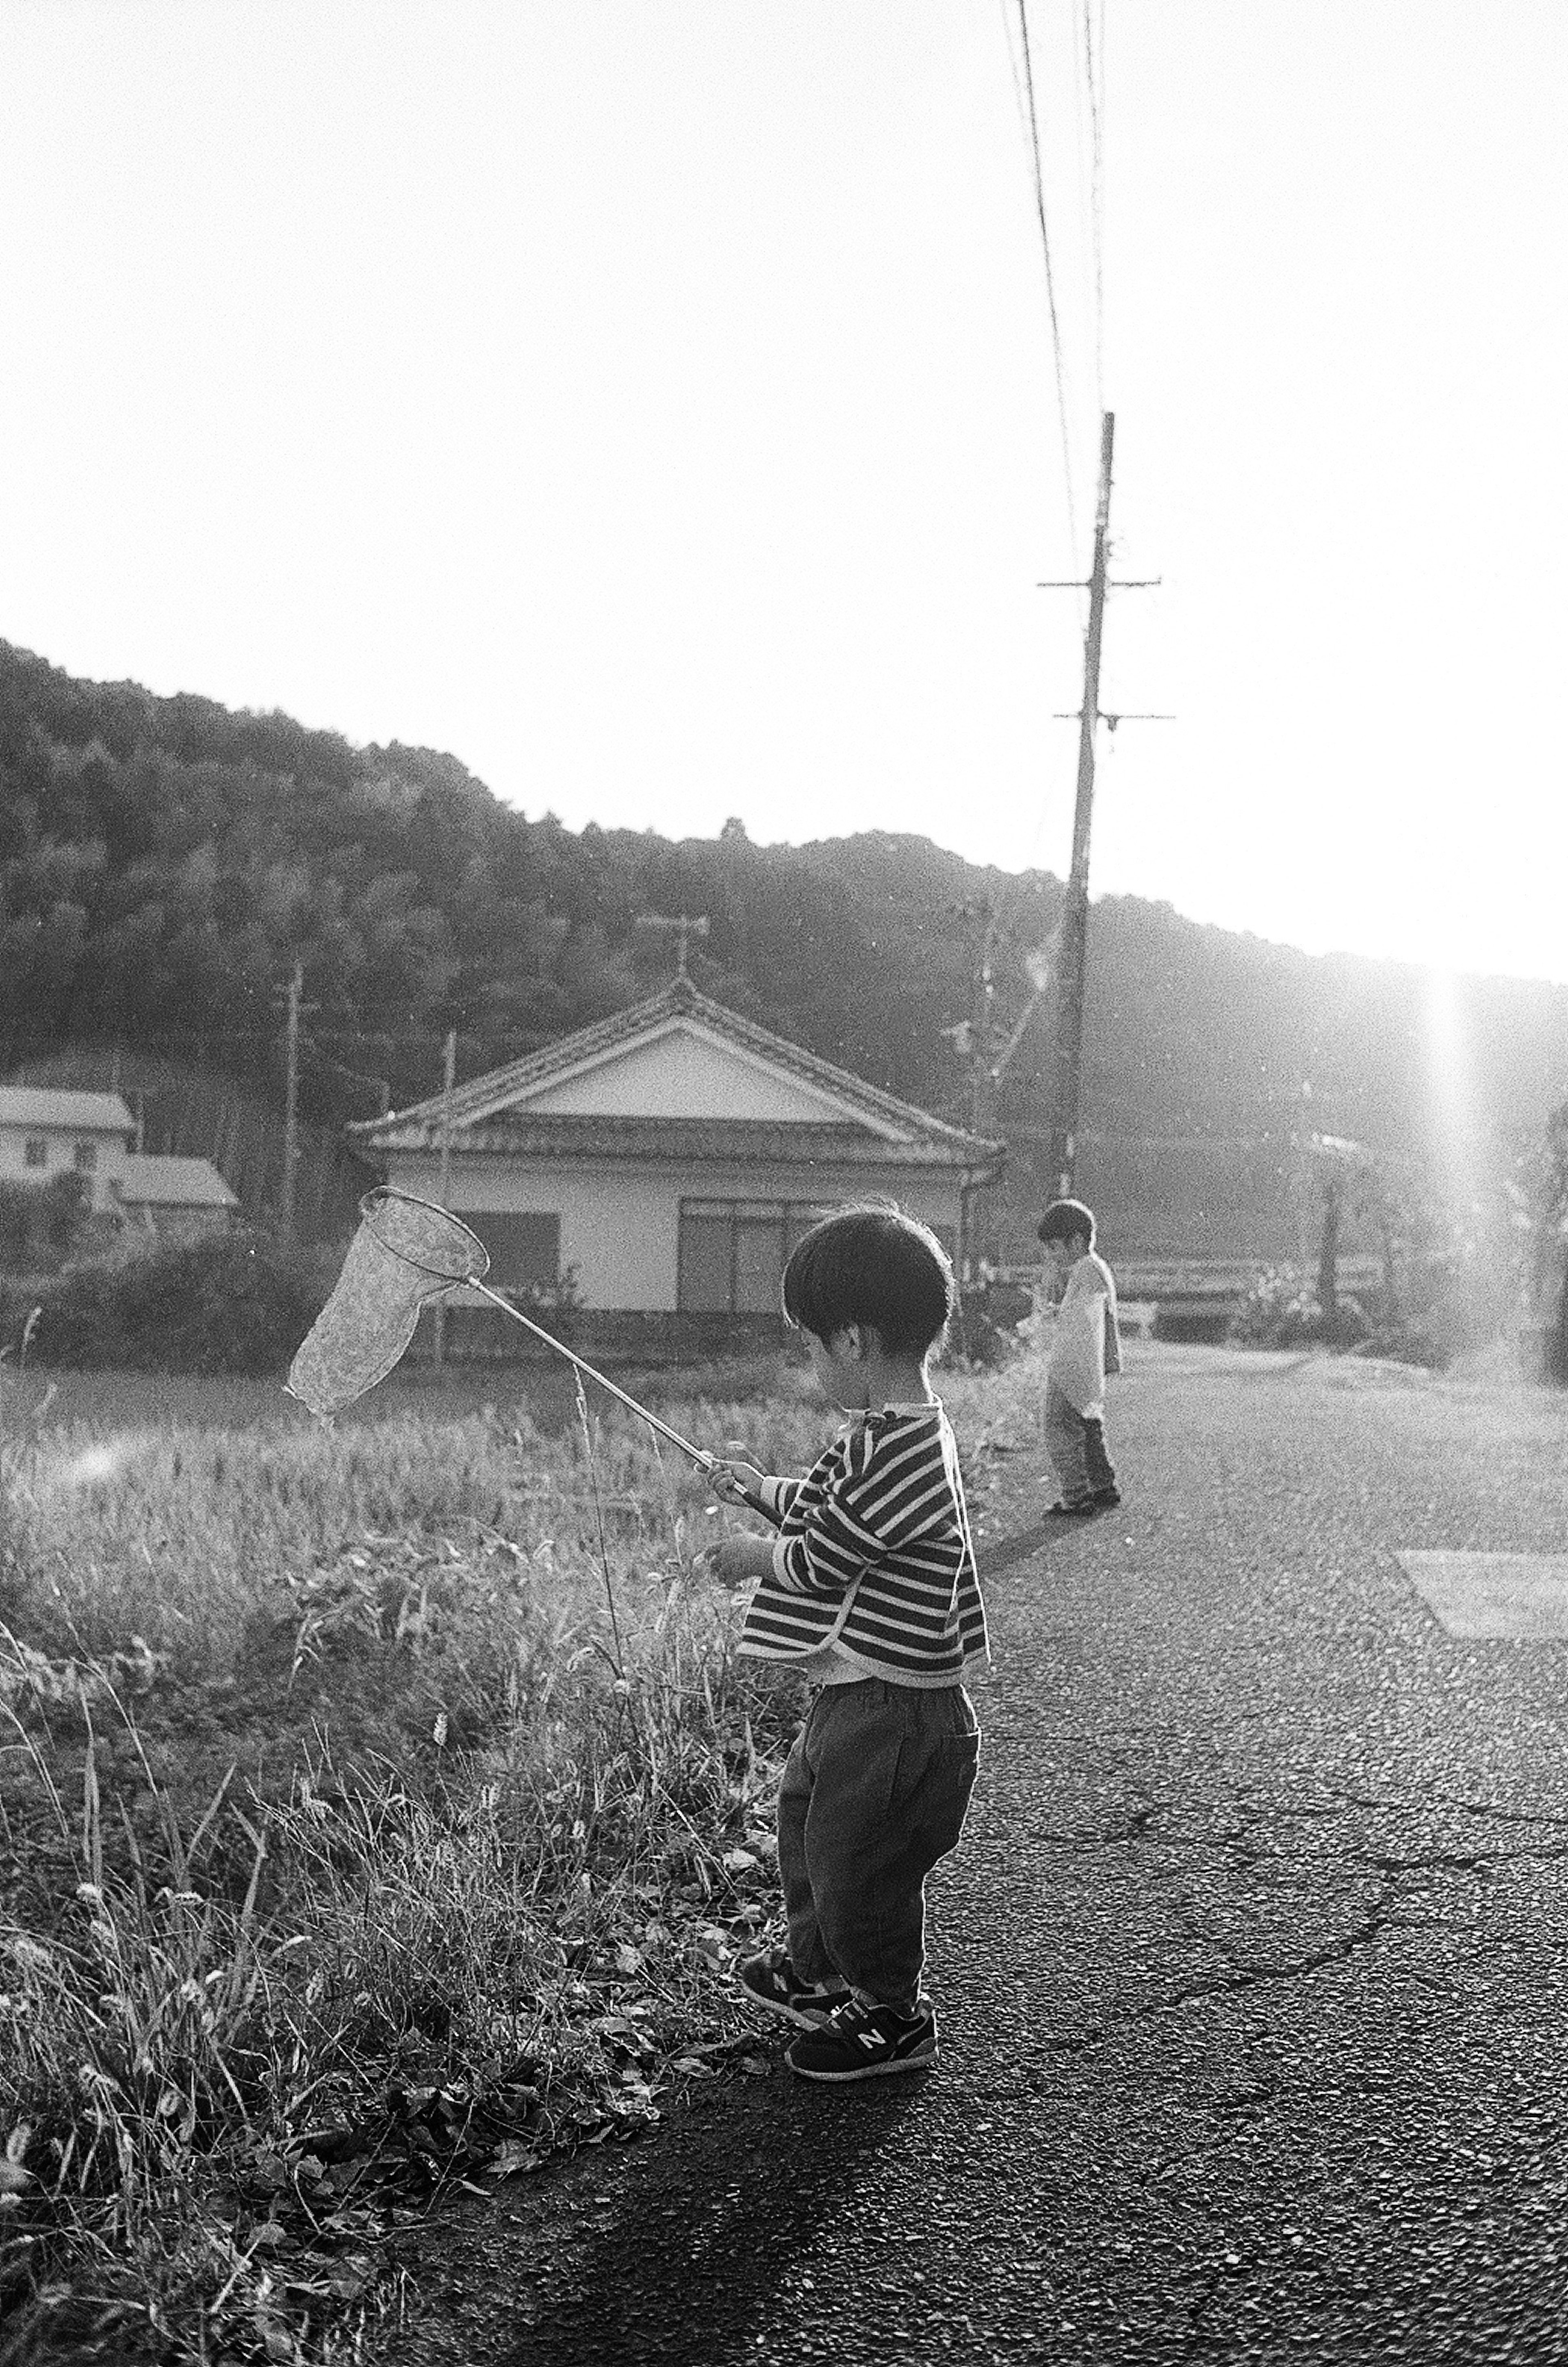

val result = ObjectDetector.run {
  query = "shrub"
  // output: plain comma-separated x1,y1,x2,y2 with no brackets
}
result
947,1299,1018,1370
1229,1264,1373,1351
0,1226,332,1374
40,1172,90,1260
1352,1322,1448,1368
0,1181,34,1271
0,1175,91,1276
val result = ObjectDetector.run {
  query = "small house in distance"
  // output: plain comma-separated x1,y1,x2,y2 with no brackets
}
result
0,1087,135,1213
113,1154,241,1243
348,976,1004,1357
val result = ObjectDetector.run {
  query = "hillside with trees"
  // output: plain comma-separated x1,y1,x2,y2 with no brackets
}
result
3,637,1565,1259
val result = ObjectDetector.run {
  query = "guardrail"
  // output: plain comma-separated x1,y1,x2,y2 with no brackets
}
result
993,1255,1385,1298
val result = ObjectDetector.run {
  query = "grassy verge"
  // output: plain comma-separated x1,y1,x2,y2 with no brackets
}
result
5,1346,812,1448
0,1351,1032,2364
0,1364,831,2363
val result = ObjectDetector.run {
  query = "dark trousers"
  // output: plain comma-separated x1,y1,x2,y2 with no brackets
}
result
1045,1381,1117,1504
778,1678,980,2013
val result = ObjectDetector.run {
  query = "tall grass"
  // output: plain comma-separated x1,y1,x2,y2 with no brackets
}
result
0,1374,848,2364
0,1351,1031,2361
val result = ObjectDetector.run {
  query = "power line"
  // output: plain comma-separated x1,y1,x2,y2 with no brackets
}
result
1081,0,1106,412
1007,0,1079,553
0,1017,530,1054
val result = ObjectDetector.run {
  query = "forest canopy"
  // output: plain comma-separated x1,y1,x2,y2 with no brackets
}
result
4,637,1566,1256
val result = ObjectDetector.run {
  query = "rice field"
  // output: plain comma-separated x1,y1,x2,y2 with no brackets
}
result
0,1347,1031,2365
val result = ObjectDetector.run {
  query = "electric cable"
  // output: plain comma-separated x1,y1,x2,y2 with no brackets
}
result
996,1,1096,920
1005,0,1079,553
1082,0,1105,413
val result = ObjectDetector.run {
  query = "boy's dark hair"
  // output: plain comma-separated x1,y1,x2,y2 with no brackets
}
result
1037,1198,1096,1248
782,1203,954,1360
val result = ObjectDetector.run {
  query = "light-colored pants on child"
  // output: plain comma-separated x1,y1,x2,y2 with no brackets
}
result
1045,1380,1116,1505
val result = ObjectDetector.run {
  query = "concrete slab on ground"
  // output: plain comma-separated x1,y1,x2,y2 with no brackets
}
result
1399,1548,1568,1639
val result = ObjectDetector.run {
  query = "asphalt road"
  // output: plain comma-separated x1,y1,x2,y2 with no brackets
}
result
372,1348,1568,2367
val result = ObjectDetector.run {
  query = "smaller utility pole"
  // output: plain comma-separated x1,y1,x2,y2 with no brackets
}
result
279,961,305,1243
960,898,998,1140
431,1027,458,1370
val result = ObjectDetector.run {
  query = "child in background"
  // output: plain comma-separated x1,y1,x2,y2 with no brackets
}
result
704,1204,988,2084
1037,1197,1123,1516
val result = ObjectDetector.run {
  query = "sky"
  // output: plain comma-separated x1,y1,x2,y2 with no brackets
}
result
1,1,1565,983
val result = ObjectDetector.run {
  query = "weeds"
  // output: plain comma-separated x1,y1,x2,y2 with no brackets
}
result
0,1351,1029,2361
0,1377,831,2364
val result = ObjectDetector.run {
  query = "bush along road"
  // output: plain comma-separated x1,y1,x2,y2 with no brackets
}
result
366,1349,1568,2367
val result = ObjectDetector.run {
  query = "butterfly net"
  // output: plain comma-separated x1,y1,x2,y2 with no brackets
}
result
285,1190,490,1419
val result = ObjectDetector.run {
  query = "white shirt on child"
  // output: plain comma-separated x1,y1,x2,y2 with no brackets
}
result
1047,1250,1120,1418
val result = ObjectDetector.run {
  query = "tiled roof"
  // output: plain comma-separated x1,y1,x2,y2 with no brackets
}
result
359,1114,1002,1174
350,978,1002,1168
0,1088,134,1135
114,1155,238,1209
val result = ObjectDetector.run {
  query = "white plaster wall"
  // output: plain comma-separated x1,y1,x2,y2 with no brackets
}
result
0,1126,129,1213
386,1152,965,1310
521,1025,861,1124
388,1155,673,1306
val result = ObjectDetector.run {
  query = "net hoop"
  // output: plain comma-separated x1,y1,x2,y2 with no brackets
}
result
358,1188,491,1285
287,1186,722,1476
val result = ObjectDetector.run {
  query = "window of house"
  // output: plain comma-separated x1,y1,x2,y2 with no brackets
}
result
677,1200,841,1316
466,1212,561,1295
23,1139,47,1170
74,1141,97,1172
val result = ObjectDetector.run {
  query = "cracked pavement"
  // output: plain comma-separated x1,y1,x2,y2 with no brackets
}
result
372,1348,1568,2366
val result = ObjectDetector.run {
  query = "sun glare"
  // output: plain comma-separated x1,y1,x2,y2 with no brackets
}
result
1422,964,1482,1221
42,1440,134,1494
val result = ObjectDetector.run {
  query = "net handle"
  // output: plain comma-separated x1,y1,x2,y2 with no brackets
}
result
365,1188,777,1522
469,1284,778,1522
467,1277,717,1470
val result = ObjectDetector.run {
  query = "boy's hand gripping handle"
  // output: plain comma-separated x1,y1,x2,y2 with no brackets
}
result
708,1451,782,1529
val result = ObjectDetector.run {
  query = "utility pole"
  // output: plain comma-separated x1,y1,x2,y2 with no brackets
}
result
280,960,305,1243
1046,413,1114,1199
962,899,998,1141
431,1027,458,1371
1039,413,1167,1199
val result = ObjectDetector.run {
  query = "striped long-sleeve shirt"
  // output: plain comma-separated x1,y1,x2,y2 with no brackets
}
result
737,1401,989,1687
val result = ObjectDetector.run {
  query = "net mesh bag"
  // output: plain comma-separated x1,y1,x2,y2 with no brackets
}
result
285,1190,490,1419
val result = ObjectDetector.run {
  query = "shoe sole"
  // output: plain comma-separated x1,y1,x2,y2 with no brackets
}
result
736,1977,850,2031
786,2041,938,2083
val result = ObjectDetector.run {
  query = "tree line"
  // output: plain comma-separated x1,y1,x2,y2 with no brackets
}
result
4,637,1567,1261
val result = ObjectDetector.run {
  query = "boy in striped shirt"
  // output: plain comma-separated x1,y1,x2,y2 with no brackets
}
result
705,1205,988,2083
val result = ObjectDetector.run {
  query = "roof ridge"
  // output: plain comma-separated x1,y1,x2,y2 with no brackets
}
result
351,981,993,1153
673,984,988,1144
354,1112,1004,1170
361,983,686,1131
0,1085,136,1123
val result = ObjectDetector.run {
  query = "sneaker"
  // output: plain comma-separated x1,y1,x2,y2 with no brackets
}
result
1045,1498,1100,1518
784,1995,938,2083
736,1948,851,2029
